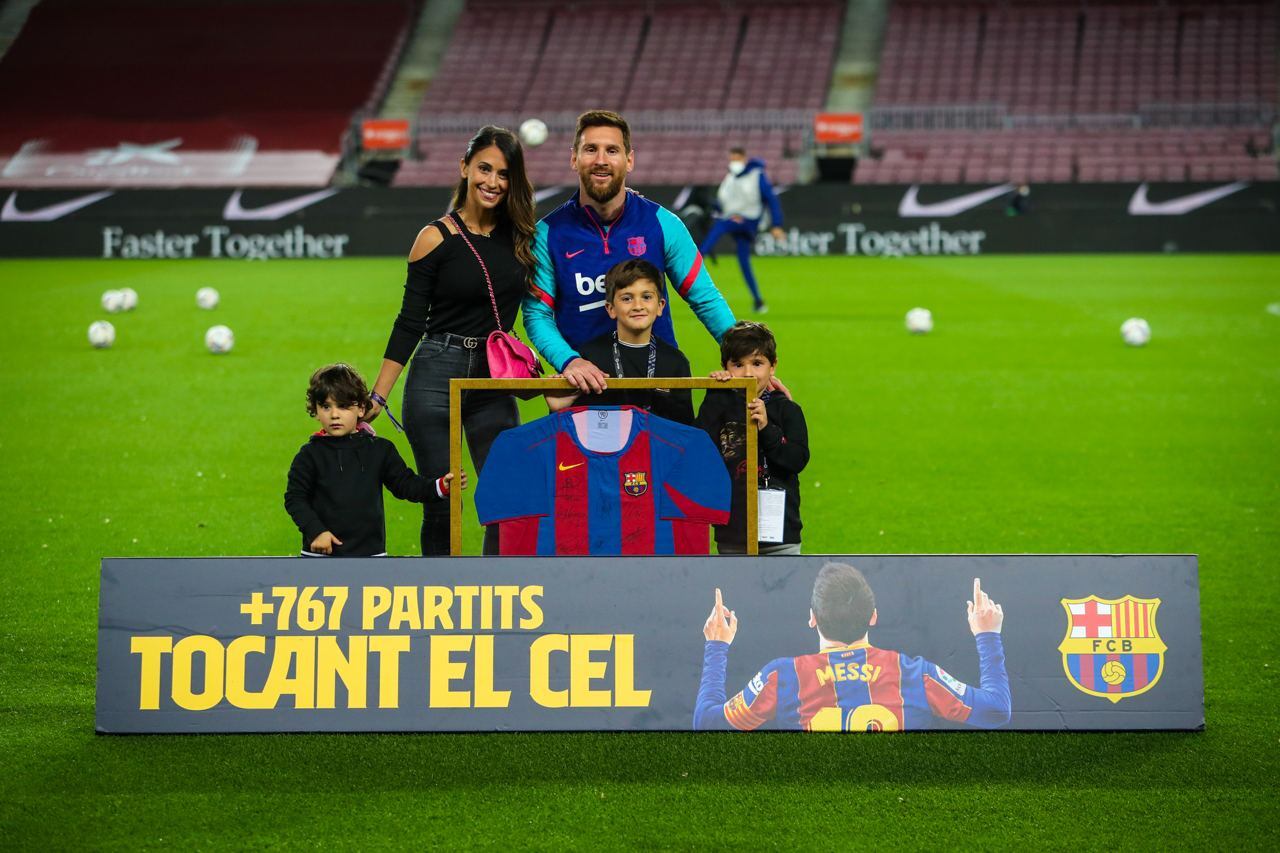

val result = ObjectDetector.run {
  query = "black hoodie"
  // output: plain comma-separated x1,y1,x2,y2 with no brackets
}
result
284,428,443,556
695,388,809,546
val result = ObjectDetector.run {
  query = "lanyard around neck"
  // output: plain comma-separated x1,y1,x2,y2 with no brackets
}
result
612,331,657,380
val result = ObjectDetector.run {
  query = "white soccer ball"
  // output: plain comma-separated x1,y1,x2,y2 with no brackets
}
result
118,287,138,311
88,320,116,349
1121,317,1151,347
519,118,548,148
101,289,126,313
205,324,234,354
196,286,220,310
905,307,934,334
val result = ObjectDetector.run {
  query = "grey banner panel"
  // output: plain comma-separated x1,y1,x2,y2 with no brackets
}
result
96,555,1202,733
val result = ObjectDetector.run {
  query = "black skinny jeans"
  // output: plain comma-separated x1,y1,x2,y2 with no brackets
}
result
402,334,518,555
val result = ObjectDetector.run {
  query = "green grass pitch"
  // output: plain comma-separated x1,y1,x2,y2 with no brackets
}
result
2,254,1277,847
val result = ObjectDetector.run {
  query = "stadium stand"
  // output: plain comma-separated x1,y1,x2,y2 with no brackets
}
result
862,0,1278,184
397,0,843,187
0,0,413,186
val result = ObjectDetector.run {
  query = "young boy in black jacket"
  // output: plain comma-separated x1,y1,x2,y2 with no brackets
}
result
285,364,463,556
696,322,809,554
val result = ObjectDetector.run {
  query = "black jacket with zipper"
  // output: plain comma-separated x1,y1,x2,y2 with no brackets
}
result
284,429,442,556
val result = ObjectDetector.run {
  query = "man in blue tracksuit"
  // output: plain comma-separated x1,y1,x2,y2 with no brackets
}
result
523,110,737,393
699,146,786,313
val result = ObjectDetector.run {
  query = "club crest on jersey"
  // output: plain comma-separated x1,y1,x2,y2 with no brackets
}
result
627,236,646,256
1059,595,1166,703
623,471,649,496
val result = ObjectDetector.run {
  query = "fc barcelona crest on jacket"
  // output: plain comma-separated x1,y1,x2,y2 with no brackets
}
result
627,236,646,256
623,471,649,496
1059,595,1166,703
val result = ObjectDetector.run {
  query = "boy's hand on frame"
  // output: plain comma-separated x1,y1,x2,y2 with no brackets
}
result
709,370,732,382
748,397,768,430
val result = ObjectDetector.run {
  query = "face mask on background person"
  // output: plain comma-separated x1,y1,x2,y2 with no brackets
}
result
727,159,746,175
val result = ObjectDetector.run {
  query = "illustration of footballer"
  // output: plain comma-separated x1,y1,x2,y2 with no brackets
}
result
693,562,1011,730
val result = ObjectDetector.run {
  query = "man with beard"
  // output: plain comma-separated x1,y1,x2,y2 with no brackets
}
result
523,110,737,393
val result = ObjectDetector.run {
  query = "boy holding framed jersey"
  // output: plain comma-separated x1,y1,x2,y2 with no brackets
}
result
696,321,809,555
547,258,695,424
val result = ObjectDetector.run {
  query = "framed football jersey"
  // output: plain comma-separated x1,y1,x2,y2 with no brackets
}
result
475,407,731,555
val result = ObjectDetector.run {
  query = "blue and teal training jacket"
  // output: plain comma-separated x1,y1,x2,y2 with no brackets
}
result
523,190,736,372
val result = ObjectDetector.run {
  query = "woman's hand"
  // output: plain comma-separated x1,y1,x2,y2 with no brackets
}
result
365,398,383,422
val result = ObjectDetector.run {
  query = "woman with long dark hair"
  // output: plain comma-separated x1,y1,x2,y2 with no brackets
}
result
368,126,537,555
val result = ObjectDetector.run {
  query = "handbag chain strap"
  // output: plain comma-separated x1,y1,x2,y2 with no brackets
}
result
447,212,504,333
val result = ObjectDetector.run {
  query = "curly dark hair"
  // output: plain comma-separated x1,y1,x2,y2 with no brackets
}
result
305,363,369,416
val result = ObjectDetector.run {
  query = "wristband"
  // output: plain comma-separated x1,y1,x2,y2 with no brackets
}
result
368,391,404,432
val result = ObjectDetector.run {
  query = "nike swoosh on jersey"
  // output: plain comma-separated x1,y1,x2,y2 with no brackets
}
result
1127,181,1248,216
898,184,1014,217
223,188,339,221
557,462,584,471
1,190,114,222
565,249,585,258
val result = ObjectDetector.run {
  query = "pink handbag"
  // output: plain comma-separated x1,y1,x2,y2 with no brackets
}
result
449,213,543,380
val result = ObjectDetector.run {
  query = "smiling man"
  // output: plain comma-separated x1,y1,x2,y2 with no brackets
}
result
523,110,736,393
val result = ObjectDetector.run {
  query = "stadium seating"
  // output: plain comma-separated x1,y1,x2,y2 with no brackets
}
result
863,1,1278,184
0,0,413,186
399,0,842,187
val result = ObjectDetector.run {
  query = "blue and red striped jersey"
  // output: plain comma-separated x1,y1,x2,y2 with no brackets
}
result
694,634,1011,731
523,190,736,372
475,407,731,555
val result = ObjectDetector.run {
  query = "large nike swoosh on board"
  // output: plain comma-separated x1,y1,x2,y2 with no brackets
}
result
898,184,1015,217
1,191,114,222
223,188,339,221
1127,182,1248,216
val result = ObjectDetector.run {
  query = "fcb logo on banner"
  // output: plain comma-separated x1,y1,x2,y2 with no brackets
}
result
623,471,648,496
627,236,646,257
1059,596,1166,703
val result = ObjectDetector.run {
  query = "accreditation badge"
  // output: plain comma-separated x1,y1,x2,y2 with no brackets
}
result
758,489,787,543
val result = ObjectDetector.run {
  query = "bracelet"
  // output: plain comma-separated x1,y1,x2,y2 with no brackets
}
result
367,391,404,432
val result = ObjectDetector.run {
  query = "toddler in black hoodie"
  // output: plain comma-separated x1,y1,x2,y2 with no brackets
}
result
285,364,463,556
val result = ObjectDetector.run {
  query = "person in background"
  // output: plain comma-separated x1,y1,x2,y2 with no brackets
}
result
699,146,786,314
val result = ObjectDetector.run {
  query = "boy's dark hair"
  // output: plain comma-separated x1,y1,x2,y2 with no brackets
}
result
811,562,876,644
729,145,746,157
574,110,632,153
605,258,662,303
720,320,778,366
306,363,369,416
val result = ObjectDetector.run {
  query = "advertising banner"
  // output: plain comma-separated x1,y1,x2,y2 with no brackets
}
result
814,113,864,144
2,183,1277,258
97,555,1203,733
361,120,410,151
